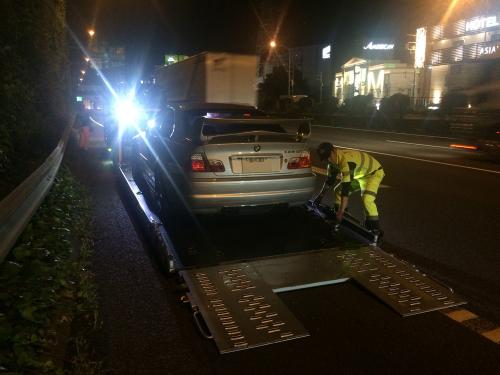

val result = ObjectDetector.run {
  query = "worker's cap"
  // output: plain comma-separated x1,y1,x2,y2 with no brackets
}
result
317,142,334,161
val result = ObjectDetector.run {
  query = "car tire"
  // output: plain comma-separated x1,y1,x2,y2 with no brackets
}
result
154,168,183,223
131,144,143,184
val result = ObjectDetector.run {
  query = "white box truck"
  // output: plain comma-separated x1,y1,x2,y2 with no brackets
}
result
155,52,258,107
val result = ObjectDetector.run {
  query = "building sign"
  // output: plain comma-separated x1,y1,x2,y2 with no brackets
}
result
363,42,394,50
367,70,385,97
478,43,500,59
479,45,496,55
415,27,427,68
322,45,331,59
465,16,499,32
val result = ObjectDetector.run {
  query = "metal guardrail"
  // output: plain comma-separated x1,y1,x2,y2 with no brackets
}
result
0,121,73,263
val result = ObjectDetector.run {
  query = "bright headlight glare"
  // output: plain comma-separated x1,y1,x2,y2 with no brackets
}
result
147,118,156,128
114,99,141,126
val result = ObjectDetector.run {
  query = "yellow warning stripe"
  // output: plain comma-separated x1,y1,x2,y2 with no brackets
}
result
443,308,500,344
445,309,478,323
482,328,500,344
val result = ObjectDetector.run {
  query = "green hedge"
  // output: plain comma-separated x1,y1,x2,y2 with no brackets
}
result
0,167,99,374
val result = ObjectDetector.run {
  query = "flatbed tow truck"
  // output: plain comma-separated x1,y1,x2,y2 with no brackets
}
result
112,145,500,372
119,162,464,343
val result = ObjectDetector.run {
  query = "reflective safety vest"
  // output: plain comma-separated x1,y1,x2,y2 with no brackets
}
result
327,149,382,196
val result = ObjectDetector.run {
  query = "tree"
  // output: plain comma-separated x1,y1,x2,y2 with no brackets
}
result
258,66,309,111
380,93,411,118
313,97,339,114
440,90,468,113
342,94,374,115
0,0,69,178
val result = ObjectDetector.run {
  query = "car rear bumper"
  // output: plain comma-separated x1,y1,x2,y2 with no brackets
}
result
188,173,316,213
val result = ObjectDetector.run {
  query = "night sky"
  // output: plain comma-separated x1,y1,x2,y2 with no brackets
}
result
68,0,497,72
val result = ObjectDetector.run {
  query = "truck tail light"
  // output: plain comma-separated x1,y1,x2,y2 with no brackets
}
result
287,151,311,169
190,153,225,172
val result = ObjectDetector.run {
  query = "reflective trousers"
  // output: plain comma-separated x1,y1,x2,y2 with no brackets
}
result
335,169,385,220
79,126,90,150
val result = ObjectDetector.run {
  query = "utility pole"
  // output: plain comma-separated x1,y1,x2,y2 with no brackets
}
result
319,72,323,103
288,49,291,96
270,40,292,97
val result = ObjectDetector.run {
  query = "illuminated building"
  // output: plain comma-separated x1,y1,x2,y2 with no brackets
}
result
332,36,417,104
416,11,500,108
334,58,417,104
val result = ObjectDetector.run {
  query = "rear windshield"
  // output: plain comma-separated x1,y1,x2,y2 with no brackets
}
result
202,122,286,136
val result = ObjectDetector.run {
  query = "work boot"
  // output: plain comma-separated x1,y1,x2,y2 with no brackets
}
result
365,219,380,232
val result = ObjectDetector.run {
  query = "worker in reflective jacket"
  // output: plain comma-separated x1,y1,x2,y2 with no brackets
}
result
315,142,385,232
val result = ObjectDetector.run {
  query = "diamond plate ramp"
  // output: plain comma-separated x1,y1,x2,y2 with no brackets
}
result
336,247,467,316
182,264,309,354
182,247,466,353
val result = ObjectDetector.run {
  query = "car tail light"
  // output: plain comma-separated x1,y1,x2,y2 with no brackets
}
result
191,154,206,172
287,151,311,169
190,153,225,172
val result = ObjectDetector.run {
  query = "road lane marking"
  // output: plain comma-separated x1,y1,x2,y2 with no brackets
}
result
482,327,500,344
312,125,459,140
328,144,500,175
442,308,500,344
385,140,451,149
445,309,478,323
312,166,390,188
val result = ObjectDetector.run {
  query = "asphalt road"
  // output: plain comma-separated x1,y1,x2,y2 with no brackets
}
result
66,129,500,374
309,125,500,322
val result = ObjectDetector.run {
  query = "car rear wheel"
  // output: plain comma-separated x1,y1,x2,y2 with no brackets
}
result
131,144,144,184
154,168,184,223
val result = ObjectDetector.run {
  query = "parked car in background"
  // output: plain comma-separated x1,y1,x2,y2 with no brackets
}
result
132,102,316,216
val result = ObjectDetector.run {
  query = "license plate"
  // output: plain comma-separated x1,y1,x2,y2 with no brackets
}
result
244,157,265,163
242,158,273,173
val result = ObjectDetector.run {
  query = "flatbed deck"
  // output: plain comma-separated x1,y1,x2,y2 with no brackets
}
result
117,164,469,354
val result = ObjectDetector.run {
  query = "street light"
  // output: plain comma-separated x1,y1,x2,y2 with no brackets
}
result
88,29,95,37
269,40,292,96
81,70,86,75
84,57,90,62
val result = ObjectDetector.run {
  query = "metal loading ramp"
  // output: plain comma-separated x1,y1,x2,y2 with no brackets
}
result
182,247,466,354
